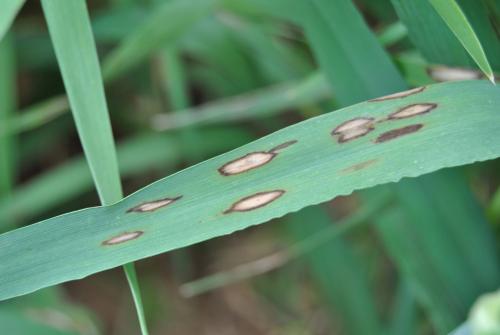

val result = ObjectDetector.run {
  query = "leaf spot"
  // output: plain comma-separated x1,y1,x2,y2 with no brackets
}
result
332,117,374,143
127,196,182,213
375,124,423,143
102,231,143,246
369,87,425,102
269,140,298,153
219,152,276,176
341,159,378,173
389,103,437,120
224,190,285,213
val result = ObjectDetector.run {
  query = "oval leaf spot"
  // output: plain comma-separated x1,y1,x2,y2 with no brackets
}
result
428,66,481,82
224,190,285,213
102,231,143,246
332,117,374,134
127,196,182,213
269,140,298,153
375,124,424,143
341,159,378,173
369,86,425,102
339,127,373,143
219,152,275,176
389,103,437,120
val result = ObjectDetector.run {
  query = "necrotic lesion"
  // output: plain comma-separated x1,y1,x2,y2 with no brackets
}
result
375,124,423,143
102,231,144,246
224,190,285,213
127,196,182,213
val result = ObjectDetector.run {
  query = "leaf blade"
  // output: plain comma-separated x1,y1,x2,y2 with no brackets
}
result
0,0,25,43
428,0,495,82
0,80,499,301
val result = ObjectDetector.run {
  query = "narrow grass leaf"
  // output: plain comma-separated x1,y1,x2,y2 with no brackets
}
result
372,207,460,332
388,281,418,335
152,72,330,130
41,1,146,333
296,0,406,105
0,80,499,300
391,0,473,67
0,0,25,43
428,0,495,82
455,0,500,71
0,95,69,137
42,0,122,204
0,36,16,196
102,0,214,81
287,207,383,335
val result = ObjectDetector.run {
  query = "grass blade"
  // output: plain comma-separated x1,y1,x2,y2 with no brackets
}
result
41,0,121,205
372,207,460,332
388,281,418,335
287,207,383,335
0,80,499,300
428,0,495,82
296,0,406,105
102,0,214,81
391,0,473,67
123,263,148,335
1,0,213,137
0,35,16,196
152,72,330,130
0,95,69,137
41,1,147,333
0,0,25,43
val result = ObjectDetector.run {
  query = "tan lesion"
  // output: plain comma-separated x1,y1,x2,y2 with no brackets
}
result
331,117,375,143
127,196,182,213
218,152,276,176
369,86,426,102
102,231,143,246
388,103,437,120
224,190,285,213
218,140,298,176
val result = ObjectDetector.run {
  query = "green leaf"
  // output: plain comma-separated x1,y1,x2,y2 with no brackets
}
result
369,169,500,333
0,36,16,196
41,1,146,333
102,0,214,81
0,80,499,301
428,0,495,82
287,207,383,335
0,95,69,137
42,0,122,205
391,0,474,67
296,0,407,105
0,0,25,43
152,72,331,130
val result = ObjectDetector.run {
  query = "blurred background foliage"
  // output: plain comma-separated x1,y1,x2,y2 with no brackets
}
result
1,0,499,334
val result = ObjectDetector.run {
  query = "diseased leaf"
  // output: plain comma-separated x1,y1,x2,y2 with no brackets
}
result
0,80,499,301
